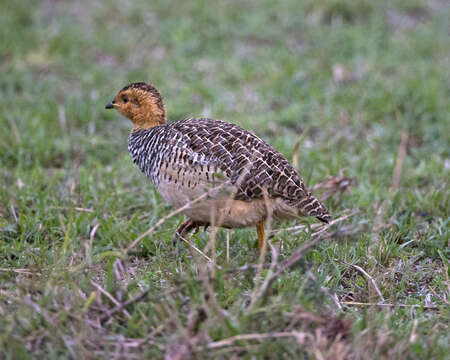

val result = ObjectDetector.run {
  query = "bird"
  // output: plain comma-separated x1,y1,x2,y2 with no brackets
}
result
105,82,331,251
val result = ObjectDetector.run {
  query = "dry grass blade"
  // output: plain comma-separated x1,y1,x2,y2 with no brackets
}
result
247,240,279,312
292,139,301,170
445,265,450,300
100,289,151,322
273,237,323,278
10,204,19,223
272,210,358,235
49,206,94,213
91,280,131,319
134,323,168,347
205,331,309,349
340,301,439,310
86,223,100,264
291,128,310,170
226,231,230,262
331,293,343,311
99,287,182,322
225,263,260,274
0,268,41,276
311,173,354,201
207,222,219,275
177,234,217,266
89,223,100,243
342,262,385,302
391,129,409,190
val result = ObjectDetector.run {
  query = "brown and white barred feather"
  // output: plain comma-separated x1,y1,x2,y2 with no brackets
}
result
128,118,331,224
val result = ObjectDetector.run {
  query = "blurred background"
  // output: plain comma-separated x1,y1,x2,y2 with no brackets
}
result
1,0,448,175
0,0,449,358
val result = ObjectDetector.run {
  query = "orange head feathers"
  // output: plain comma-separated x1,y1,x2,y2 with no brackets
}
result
105,82,166,130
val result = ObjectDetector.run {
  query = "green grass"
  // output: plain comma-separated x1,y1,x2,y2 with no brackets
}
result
0,0,449,358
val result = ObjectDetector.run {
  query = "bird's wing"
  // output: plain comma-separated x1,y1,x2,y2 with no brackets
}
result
172,118,310,202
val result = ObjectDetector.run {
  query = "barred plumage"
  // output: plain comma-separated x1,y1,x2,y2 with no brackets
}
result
107,82,331,251
128,117,330,224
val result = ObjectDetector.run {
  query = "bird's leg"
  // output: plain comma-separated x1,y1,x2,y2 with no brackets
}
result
173,218,208,245
173,219,196,244
256,220,266,252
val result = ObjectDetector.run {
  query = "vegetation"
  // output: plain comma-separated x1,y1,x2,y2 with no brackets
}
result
0,0,448,358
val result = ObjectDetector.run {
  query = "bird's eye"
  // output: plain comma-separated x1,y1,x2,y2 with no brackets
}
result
122,96,129,103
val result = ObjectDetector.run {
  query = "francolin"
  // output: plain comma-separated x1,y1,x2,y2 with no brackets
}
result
106,82,331,251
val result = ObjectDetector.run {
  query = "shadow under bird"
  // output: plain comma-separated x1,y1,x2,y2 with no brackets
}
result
106,82,331,251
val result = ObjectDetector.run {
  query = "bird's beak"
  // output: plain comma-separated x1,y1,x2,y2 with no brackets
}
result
105,99,116,109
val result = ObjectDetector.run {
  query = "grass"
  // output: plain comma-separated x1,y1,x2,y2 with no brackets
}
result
0,0,449,358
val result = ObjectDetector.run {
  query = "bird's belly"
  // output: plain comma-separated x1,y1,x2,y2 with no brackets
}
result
156,181,266,228
185,199,267,228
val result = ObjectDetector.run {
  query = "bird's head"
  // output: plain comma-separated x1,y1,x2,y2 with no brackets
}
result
105,82,166,130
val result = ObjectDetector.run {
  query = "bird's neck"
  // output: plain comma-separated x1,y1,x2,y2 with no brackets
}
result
131,112,166,131
129,101,166,131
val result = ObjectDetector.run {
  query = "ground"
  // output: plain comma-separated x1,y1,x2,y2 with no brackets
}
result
0,0,449,359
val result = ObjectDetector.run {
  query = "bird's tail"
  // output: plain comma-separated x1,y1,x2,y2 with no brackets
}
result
298,194,331,223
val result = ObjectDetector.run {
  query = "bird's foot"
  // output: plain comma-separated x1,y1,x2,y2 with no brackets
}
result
172,219,209,246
